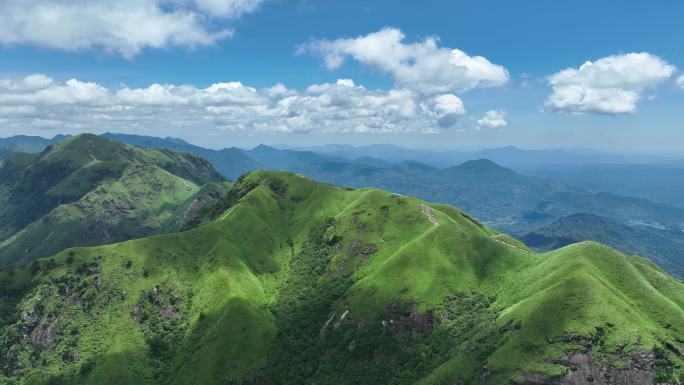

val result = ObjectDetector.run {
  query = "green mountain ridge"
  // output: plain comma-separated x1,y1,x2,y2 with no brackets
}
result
239,145,684,234
0,134,226,266
100,136,684,278
0,171,681,385
2,134,683,279
101,133,261,180
522,213,684,278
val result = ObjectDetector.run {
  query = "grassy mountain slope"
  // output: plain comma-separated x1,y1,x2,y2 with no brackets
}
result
522,213,684,278
1,171,681,385
222,144,684,278
102,133,261,180
242,146,684,234
156,181,233,234
85,138,684,239
0,135,224,266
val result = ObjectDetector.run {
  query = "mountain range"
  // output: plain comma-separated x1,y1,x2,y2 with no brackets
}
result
2,133,683,278
0,170,681,385
528,164,684,208
284,143,682,169
100,133,261,180
6,135,684,207
237,145,684,235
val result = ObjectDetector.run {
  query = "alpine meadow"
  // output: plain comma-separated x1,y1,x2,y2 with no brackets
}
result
0,1,683,385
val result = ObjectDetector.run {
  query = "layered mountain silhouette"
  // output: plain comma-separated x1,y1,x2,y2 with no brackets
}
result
3,134,682,278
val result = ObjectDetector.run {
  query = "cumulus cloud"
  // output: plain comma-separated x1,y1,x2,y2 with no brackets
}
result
545,52,676,114
0,74,469,134
0,77,109,106
299,28,509,95
192,0,263,18
677,74,684,90
476,110,507,129
0,0,263,58
423,94,465,128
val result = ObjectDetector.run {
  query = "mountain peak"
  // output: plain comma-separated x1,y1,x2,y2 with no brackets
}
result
252,144,279,152
49,133,123,157
450,158,512,174
460,158,504,167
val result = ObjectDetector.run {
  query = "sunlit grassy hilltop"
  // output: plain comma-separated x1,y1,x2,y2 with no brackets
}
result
0,134,226,266
0,171,681,385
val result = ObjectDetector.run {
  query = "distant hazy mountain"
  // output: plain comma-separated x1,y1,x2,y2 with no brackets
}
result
280,143,682,169
102,133,261,180
527,163,684,208
0,135,66,159
522,213,684,278
282,143,467,167
470,146,680,170
0,134,226,266
245,144,347,169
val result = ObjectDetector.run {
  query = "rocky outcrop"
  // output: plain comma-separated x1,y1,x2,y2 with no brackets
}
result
559,351,654,385
518,348,661,385
421,204,439,225
132,280,188,324
28,317,59,351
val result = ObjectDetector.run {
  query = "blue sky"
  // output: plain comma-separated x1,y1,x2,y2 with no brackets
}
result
0,0,683,153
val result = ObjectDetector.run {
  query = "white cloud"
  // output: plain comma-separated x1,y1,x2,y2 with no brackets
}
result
476,110,507,129
423,94,465,128
677,75,684,90
299,28,509,95
432,94,465,116
0,0,264,58
192,0,263,18
0,74,472,135
0,78,109,106
335,79,356,88
545,52,676,114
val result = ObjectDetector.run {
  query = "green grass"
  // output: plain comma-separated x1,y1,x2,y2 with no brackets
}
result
0,134,225,266
0,171,681,385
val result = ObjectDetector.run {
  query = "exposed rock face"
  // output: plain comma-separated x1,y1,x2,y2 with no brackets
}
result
560,351,654,385
29,318,58,351
421,204,439,225
0,262,105,376
519,350,656,385
381,302,436,343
